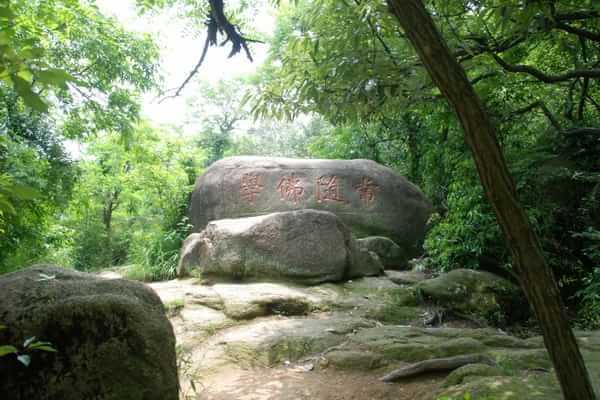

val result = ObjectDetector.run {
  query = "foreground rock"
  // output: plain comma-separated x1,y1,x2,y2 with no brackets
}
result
190,156,432,258
0,266,178,400
178,209,382,284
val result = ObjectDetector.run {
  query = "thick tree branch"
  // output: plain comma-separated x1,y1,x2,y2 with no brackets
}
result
550,4,600,43
577,78,590,120
564,127,600,136
161,0,263,100
554,10,600,21
555,21,600,43
508,101,562,131
492,54,600,83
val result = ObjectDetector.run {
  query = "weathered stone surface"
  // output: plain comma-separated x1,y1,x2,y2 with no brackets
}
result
416,269,527,325
0,265,178,400
324,350,383,370
443,363,507,387
357,236,408,269
208,314,375,369
145,276,600,399
210,283,320,320
190,156,432,257
385,270,428,285
177,209,381,284
438,373,562,400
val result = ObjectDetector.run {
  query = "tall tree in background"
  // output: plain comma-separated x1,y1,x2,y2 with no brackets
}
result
0,0,160,271
385,0,595,398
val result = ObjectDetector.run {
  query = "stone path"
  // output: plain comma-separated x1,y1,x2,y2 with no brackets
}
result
103,272,600,399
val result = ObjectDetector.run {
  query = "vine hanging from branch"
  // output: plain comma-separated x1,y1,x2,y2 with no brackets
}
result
161,0,263,101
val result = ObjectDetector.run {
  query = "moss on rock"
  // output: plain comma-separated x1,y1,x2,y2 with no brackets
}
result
492,349,552,372
416,269,527,325
443,363,507,387
0,265,178,400
437,373,561,400
325,350,383,370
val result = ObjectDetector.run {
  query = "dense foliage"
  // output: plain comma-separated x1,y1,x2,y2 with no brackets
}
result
252,0,600,324
0,0,598,326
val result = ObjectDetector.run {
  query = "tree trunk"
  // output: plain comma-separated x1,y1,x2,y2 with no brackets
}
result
385,1,596,399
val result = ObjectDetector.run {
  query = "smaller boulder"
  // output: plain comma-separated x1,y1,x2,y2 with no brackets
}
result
416,269,527,325
357,236,408,269
178,209,381,284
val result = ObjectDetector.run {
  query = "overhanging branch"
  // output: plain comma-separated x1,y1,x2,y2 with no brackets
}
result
492,54,600,83
161,0,263,100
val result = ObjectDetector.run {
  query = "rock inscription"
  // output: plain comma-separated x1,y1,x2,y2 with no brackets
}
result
190,156,432,257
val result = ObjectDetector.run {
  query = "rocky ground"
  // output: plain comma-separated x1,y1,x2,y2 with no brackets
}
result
103,270,600,400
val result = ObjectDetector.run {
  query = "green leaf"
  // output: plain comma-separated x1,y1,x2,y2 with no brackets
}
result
11,184,39,200
0,196,16,215
23,336,36,348
30,344,57,353
0,6,15,20
0,345,18,357
12,75,49,113
17,354,31,367
0,31,10,46
17,69,34,82
36,69,74,90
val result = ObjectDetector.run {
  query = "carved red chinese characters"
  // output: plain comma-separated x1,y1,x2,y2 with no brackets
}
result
354,176,379,206
316,175,347,203
239,173,263,204
277,174,304,203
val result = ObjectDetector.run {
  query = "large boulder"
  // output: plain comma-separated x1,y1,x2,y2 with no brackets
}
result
190,156,432,258
178,209,382,284
0,266,178,400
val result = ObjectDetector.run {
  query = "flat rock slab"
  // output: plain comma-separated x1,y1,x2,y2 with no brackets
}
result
142,274,600,400
190,156,432,257
209,283,323,319
190,314,376,374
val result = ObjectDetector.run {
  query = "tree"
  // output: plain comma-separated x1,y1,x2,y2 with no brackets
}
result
251,0,599,315
0,0,159,131
0,0,160,270
386,0,595,398
185,80,248,166
55,124,204,275
0,90,76,272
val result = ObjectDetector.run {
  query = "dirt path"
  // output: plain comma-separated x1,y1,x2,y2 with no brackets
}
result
190,367,443,400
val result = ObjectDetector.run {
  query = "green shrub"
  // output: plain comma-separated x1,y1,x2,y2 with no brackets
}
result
70,220,131,271
425,180,502,272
